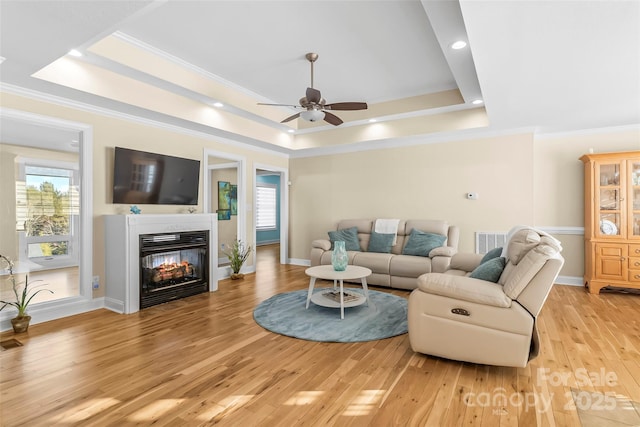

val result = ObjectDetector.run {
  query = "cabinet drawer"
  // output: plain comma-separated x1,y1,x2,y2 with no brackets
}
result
630,245,640,257
629,257,640,270
596,245,625,257
629,270,640,282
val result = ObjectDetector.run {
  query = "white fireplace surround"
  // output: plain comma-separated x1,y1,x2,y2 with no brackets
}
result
104,214,217,314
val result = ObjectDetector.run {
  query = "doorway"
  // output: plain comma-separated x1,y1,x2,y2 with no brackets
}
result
0,108,94,330
254,164,288,267
203,149,245,279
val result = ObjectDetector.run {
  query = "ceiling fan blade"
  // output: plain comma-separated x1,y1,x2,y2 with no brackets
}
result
306,87,322,104
258,103,300,108
281,113,301,123
323,112,343,126
324,102,368,111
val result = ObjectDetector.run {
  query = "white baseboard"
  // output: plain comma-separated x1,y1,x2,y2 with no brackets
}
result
555,275,584,286
1,296,105,332
288,258,311,266
104,297,125,314
257,240,280,246
217,264,256,280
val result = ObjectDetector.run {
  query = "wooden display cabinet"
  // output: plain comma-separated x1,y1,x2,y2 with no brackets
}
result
581,151,640,294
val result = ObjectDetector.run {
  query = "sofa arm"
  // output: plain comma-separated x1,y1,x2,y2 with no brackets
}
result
448,253,484,273
312,239,331,251
429,246,457,258
429,246,458,273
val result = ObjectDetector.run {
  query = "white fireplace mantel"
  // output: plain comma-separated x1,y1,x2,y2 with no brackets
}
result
104,214,217,314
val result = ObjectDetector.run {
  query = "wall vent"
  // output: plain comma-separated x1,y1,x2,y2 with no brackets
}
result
475,232,508,254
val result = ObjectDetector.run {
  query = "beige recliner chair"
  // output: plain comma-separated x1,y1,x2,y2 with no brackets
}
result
408,227,564,368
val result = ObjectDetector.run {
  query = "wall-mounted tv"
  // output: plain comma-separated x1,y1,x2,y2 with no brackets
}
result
113,147,200,205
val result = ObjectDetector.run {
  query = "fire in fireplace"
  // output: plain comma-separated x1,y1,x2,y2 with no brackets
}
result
139,231,209,309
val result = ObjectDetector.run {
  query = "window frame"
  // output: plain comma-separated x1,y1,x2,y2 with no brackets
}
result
16,157,80,268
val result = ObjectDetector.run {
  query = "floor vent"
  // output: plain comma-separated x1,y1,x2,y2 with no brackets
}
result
475,232,507,254
1,339,23,350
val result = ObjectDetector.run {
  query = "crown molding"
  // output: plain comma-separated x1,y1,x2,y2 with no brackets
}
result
1,83,290,158
289,125,537,158
534,123,640,139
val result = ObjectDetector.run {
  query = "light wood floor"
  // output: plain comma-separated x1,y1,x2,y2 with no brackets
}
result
1,244,639,426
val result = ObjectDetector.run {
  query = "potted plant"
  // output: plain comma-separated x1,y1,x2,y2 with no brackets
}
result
223,240,252,280
0,254,53,333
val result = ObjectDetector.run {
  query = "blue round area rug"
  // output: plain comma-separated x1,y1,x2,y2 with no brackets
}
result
253,288,408,342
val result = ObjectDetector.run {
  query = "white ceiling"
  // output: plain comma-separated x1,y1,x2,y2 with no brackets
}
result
1,0,638,153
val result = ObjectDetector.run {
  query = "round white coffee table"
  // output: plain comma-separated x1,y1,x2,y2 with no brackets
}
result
305,265,372,319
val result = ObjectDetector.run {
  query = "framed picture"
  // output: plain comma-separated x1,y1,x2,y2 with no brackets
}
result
230,184,238,215
218,181,231,220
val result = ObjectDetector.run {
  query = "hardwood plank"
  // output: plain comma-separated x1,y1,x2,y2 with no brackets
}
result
1,245,638,426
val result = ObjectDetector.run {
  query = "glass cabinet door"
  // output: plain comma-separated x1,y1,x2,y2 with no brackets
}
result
598,163,621,236
630,161,640,237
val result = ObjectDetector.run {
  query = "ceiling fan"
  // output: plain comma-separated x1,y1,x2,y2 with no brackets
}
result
258,53,368,126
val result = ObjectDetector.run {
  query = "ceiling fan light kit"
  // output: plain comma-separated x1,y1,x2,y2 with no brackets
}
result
300,109,325,122
258,52,368,126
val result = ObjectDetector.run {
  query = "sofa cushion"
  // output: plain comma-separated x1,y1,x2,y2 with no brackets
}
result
469,257,506,283
389,254,432,277
417,273,512,308
402,229,447,257
351,252,393,274
328,227,360,251
480,247,503,264
367,231,395,253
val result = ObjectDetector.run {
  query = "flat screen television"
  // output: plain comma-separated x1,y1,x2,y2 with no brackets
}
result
113,147,200,205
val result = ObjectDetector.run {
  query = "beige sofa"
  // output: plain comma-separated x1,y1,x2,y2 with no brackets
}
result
310,219,459,290
408,227,564,367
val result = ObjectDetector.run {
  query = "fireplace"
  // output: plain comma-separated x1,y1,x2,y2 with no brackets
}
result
139,231,209,309
104,214,217,314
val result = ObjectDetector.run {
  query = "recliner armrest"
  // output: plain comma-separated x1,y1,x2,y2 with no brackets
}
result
312,239,331,251
417,273,512,308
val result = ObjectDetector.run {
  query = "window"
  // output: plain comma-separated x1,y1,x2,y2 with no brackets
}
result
256,184,277,230
16,159,79,266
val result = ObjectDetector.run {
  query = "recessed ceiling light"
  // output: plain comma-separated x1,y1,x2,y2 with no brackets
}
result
213,102,224,108
472,99,484,105
68,49,82,57
451,41,467,50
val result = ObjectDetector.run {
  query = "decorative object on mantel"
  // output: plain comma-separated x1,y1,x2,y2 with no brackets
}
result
223,240,252,279
0,254,53,333
130,205,141,214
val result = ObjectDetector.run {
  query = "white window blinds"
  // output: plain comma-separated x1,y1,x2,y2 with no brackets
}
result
256,184,277,230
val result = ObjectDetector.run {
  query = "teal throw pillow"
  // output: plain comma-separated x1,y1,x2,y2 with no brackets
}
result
328,227,361,251
480,247,503,264
401,229,447,257
469,257,506,283
367,231,395,253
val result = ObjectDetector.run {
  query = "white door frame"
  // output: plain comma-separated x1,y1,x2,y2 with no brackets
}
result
254,163,289,264
203,149,247,277
0,107,98,331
